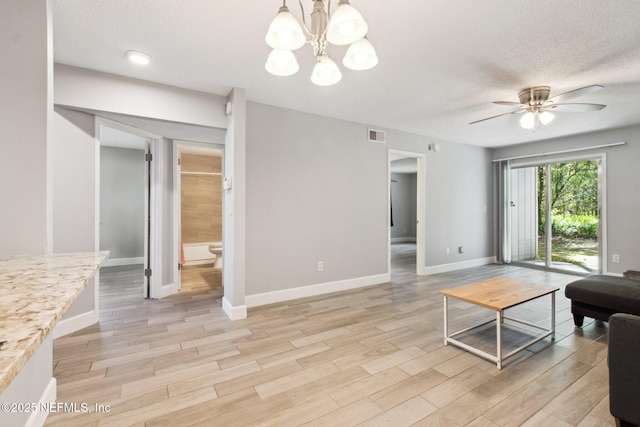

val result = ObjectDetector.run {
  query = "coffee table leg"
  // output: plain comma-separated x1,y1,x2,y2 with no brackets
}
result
443,296,449,346
496,310,502,369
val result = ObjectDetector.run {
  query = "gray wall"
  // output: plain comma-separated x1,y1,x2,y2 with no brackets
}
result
54,66,228,294
53,107,95,253
55,64,228,129
493,125,640,274
422,137,494,266
246,102,495,296
0,0,50,257
100,146,145,260
246,102,388,295
52,65,495,308
0,2,52,425
223,88,247,311
390,172,417,240
52,107,97,319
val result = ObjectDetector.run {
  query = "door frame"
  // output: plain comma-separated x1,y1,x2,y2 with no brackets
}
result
509,152,607,274
388,149,426,276
172,140,225,293
95,117,163,300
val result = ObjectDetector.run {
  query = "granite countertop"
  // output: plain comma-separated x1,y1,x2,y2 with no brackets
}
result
0,251,108,393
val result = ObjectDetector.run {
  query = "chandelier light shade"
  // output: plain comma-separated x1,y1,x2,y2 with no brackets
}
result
326,0,368,46
265,6,306,50
343,37,378,70
311,55,342,86
265,48,300,76
265,0,376,86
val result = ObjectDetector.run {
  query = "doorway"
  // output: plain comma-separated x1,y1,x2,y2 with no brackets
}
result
173,142,224,296
388,149,425,277
509,156,604,274
97,122,154,304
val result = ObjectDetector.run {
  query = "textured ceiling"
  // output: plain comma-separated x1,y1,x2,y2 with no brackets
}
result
52,1,640,147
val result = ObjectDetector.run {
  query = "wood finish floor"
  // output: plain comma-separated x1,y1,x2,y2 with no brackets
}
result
46,244,614,426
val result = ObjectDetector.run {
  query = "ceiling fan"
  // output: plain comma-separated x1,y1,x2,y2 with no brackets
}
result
470,85,606,129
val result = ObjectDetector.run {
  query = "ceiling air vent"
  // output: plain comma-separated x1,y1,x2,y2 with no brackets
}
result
368,129,385,143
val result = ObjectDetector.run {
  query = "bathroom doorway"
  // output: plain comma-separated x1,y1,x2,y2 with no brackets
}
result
174,142,224,296
388,149,425,277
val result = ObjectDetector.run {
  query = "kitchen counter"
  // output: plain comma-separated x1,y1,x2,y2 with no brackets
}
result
0,252,108,394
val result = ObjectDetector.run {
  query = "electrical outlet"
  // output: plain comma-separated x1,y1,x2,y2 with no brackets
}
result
446,248,450,255
612,254,620,263
317,261,324,271
458,246,464,254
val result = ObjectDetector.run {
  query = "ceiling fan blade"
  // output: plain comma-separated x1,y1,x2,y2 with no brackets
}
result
493,101,526,107
549,85,603,103
469,109,524,124
550,103,607,112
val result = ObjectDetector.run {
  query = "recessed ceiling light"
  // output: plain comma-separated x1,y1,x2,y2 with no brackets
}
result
125,50,151,65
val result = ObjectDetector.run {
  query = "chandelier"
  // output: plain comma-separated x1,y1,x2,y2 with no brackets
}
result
264,0,378,86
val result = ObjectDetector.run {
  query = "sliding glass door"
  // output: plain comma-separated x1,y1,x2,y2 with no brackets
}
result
509,158,601,274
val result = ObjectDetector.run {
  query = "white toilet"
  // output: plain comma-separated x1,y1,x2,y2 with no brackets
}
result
208,243,223,269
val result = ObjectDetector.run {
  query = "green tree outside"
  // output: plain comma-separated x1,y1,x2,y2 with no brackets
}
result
537,160,599,238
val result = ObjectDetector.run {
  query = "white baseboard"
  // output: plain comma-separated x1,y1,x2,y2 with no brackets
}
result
423,256,497,275
223,297,247,320
391,237,417,243
103,257,144,267
25,378,56,427
245,273,390,309
53,310,98,339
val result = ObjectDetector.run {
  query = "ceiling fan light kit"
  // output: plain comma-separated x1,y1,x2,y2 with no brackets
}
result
265,0,377,86
471,84,606,130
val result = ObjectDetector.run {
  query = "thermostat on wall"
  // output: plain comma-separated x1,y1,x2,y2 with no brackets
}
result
223,176,232,190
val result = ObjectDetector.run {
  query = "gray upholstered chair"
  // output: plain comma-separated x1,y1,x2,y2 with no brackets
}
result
609,313,640,427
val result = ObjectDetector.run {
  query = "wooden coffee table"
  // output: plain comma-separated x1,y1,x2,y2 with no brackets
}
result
441,277,558,369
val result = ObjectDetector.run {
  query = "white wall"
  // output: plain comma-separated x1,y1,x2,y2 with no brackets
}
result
493,125,640,274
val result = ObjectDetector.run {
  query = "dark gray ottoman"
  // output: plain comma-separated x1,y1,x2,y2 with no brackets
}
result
564,275,640,327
